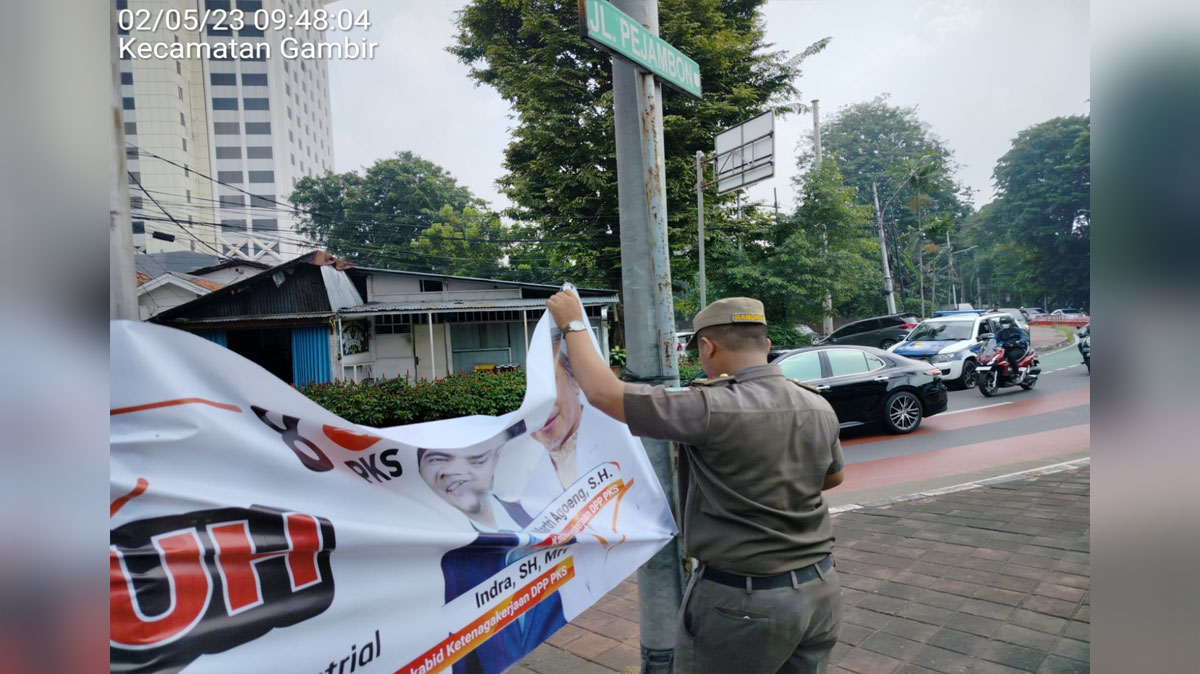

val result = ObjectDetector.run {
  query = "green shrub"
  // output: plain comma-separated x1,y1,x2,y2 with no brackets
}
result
609,345,626,368
767,324,811,349
300,369,527,428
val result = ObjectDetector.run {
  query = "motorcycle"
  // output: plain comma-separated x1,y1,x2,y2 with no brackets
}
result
1077,325,1090,374
976,335,1041,396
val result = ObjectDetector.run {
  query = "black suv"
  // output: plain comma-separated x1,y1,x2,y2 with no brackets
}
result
818,313,919,350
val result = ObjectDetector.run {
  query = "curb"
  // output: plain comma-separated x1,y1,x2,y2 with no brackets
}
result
830,457,1091,514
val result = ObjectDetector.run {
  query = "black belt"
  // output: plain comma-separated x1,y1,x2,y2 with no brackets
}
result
701,555,832,590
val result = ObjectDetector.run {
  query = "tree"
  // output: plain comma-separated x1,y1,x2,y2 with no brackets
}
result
797,96,972,307
712,159,876,327
966,116,1090,307
289,152,496,272
410,206,507,277
452,0,828,293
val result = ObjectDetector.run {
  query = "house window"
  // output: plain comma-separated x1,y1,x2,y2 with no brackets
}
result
122,97,135,110
242,73,267,86
248,170,274,183
124,122,137,135
210,73,236,85
131,221,145,234
252,218,278,231
215,146,241,159
245,122,271,134
212,97,238,110
246,146,272,159
120,72,133,84
214,122,239,134
243,98,270,110
218,170,244,184
375,315,412,335
420,280,443,292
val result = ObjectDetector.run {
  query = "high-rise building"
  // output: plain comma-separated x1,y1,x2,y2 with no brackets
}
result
119,0,335,264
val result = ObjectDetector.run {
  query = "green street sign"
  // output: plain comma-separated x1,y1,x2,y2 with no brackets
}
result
577,0,702,98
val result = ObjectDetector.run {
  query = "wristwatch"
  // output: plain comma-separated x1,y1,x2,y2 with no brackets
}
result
561,319,588,334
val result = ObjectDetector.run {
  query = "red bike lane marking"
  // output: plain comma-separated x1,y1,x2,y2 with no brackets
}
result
842,387,1090,447
839,423,1090,493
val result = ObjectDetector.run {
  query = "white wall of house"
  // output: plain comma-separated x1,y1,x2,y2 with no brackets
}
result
368,275,522,302
413,323,452,381
372,330,417,382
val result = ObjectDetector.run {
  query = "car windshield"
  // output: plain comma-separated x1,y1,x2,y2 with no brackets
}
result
907,320,974,341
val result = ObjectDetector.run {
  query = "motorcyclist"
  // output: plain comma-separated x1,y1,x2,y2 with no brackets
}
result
995,315,1029,381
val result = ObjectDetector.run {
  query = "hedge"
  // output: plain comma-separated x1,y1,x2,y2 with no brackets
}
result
301,370,527,428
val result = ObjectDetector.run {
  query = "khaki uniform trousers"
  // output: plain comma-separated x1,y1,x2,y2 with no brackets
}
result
674,562,842,674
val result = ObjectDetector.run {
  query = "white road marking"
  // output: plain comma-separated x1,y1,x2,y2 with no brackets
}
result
830,457,1091,514
940,401,1015,416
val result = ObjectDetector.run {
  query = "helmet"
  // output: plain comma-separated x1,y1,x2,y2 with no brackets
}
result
999,315,1013,326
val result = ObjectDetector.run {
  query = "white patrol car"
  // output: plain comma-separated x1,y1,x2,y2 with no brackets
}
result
887,311,1019,388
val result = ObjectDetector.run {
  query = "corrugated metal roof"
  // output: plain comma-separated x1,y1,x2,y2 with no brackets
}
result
348,265,617,295
166,312,334,325
337,295,618,316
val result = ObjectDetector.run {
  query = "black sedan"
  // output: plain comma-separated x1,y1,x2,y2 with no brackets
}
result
771,345,949,434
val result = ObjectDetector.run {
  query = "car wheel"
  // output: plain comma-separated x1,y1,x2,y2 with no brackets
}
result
880,339,896,350
957,359,978,389
883,391,923,434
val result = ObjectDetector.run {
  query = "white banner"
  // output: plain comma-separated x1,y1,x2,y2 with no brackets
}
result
110,290,676,674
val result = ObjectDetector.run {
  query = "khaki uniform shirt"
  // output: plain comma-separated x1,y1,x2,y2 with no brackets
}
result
624,363,843,575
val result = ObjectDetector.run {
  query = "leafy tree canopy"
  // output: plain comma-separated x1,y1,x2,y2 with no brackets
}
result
968,115,1090,307
452,0,829,293
289,152,502,274
712,158,876,327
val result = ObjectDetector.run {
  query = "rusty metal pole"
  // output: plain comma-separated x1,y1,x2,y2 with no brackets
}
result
611,1,683,671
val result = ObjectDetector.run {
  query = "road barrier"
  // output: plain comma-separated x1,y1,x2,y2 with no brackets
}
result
1029,316,1089,327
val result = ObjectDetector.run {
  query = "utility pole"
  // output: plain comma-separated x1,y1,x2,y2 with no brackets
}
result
694,150,706,308
872,183,897,314
946,232,955,307
610,2,682,671
813,99,833,335
110,3,136,320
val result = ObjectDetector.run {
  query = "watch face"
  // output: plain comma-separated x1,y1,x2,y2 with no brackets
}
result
565,320,587,332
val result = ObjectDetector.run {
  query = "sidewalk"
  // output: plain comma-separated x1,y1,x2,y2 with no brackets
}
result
516,464,1090,674
1030,325,1074,353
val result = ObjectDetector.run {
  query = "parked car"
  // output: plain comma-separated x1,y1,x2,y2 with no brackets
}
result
1022,307,1047,319
816,313,919,350
1051,308,1088,318
674,331,694,353
772,345,948,434
888,311,1020,389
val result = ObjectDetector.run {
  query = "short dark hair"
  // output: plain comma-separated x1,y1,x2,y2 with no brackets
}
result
696,323,769,352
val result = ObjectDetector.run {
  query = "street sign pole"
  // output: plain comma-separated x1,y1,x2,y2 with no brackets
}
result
584,0,696,670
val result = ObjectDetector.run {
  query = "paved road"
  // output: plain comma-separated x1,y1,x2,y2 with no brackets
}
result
830,352,1090,507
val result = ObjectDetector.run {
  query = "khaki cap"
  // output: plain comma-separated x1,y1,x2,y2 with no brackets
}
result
685,297,767,349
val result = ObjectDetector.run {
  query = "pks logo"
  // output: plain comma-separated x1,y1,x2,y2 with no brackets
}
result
110,505,336,673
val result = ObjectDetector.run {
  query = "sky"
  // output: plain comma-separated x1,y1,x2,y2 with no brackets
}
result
327,0,1089,213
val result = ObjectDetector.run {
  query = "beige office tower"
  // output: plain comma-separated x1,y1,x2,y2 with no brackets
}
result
118,0,335,263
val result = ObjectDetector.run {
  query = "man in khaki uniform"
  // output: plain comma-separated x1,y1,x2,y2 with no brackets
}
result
545,293,845,674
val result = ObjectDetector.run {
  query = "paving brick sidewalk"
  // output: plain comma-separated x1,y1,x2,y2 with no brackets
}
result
516,465,1090,674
